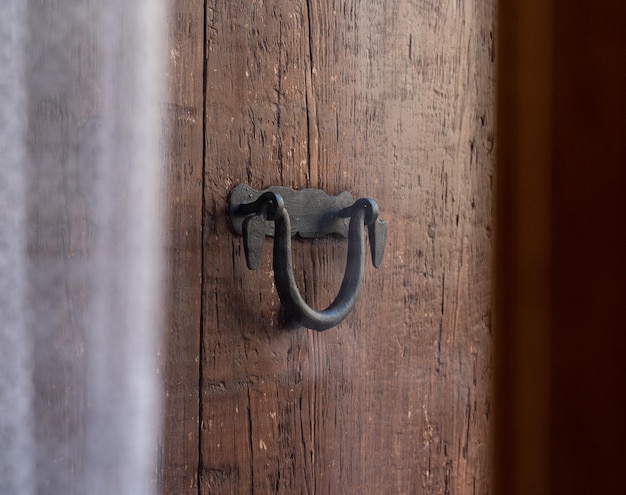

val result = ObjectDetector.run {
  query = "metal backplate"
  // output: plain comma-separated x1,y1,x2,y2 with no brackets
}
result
229,184,355,238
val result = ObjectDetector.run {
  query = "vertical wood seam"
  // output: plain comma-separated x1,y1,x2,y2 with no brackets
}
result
303,0,319,187
198,0,208,493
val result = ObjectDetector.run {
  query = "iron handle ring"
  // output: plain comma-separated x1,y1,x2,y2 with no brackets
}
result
273,201,372,331
231,186,387,331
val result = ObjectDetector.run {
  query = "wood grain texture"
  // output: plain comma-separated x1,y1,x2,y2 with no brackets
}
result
159,1,205,493
201,1,494,493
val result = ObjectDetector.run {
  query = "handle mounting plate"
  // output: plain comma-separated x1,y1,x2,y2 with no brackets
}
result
229,184,355,239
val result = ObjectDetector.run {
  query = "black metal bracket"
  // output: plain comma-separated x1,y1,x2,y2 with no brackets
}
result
228,184,387,331
229,184,356,239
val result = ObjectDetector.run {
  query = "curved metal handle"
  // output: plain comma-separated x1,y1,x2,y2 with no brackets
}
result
274,198,383,330
230,185,387,331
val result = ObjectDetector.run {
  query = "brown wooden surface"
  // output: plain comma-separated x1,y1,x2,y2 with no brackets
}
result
549,3,626,492
160,0,205,493
494,1,626,494
493,0,552,493
197,1,495,493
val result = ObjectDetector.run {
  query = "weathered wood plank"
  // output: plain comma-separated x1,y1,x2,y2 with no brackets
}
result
201,1,494,493
159,1,205,493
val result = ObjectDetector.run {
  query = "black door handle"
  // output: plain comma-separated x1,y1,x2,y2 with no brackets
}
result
229,184,387,331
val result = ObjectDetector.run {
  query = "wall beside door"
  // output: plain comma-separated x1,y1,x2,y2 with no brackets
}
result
162,1,495,493
495,1,626,494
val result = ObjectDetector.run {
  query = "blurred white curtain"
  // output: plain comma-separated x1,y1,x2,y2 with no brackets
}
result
0,1,165,494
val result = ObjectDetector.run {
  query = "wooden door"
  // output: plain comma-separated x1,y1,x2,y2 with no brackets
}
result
162,1,495,493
